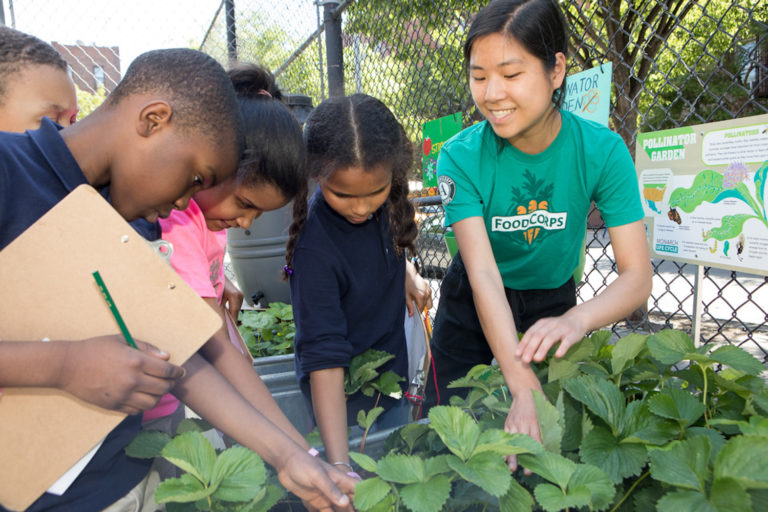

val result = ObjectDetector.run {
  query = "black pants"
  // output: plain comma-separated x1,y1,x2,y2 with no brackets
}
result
424,252,576,409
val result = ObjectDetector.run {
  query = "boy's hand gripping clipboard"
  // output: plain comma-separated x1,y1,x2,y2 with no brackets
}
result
0,185,222,511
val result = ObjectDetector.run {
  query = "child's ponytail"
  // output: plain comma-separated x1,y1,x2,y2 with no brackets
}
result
226,62,307,205
386,126,417,255
283,182,308,279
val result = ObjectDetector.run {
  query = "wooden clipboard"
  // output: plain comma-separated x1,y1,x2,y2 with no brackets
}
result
0,185,222,511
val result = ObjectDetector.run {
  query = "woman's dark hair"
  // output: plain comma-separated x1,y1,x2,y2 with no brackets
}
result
464,0,568,108
284,93,416,277
228,62,306,207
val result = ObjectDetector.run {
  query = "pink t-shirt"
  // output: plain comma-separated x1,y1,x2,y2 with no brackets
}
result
144,199,229,422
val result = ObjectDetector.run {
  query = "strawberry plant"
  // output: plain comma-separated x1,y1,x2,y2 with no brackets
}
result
238,302,295,358
348,329,768,511
126,419,284,511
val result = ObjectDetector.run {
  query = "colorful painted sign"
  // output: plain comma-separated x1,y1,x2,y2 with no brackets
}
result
562,62,613,126
421,113,462,188
635,114,768,275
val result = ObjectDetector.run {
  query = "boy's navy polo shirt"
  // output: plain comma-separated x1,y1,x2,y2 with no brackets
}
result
290,188,408,424
0,118,152,512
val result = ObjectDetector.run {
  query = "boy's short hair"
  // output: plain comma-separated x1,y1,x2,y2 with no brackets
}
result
107,48,244,154
0,26,68,105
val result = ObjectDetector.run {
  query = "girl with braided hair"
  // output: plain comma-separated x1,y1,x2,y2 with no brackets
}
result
286,93,431,475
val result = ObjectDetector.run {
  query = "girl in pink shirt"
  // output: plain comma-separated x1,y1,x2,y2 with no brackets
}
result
145,63,313,456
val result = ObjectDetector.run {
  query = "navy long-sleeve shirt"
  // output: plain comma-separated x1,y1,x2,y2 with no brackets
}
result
290,188,407,425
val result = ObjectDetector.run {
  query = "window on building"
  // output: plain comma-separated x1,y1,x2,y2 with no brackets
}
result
93,65,105,90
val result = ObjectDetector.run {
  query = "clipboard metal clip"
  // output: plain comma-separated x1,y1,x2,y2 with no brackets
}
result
146,239,174,266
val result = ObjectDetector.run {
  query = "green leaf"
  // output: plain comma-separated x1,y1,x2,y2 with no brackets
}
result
619,399,681,445
474,430,542,457
349,452,377,473
399,475,452,512
396,422,430,452
611,333,649,375
375,454,425,484
561,394,585,452
569,463,616,510
563,375,625,430
687,427,726,465
533,390,563,454
210,446,266,502
752,393,768,415
176,418,214,434
346,349,395,395
161,431,217,484
588,330,612,351
428,406,480,461
154,473,211,504
648,436,711,491
740,416,768,437
447,451,511,496
423,454,452,477
353,477,392,511
709,345,765,376
579,426,647,483
657,490,717,512
624,419,680,445
357,406,384,430
633,484,665,512
371,370,404,399
517,451,576,489
125,430,171,459
579,360,612,378
715,436,768,489
749,489,768,512
498,478,535,512
548,358,580,382
648,388,706,427
563,333,599,362
534,483,591,512
647,329,697,365
239,484,284,512
710,477,752,511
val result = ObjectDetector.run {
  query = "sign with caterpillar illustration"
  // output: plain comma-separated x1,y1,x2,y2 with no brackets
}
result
635,114,768,275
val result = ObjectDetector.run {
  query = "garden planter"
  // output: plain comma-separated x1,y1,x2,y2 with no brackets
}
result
253,354,312,435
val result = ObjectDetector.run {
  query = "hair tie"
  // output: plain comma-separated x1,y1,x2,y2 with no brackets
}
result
257,88,272,98
283,264,294,276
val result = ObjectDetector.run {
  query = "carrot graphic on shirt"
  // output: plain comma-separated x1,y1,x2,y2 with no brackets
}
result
509,169,554,245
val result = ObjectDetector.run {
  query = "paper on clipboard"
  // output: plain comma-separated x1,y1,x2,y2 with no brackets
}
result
0,185,222,511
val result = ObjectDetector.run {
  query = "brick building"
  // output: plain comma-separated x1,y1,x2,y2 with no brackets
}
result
52,41,121,94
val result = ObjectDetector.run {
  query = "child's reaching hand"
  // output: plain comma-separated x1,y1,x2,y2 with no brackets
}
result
257,439,356,511
405,260,433,317
222,276,244,318
57,336,185,415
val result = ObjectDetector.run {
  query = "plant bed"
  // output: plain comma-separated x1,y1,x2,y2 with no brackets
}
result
128,328,768,510
347,329,768,511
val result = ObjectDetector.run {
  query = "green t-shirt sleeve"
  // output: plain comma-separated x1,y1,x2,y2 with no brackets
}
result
437,144,484,227
593,135,644,227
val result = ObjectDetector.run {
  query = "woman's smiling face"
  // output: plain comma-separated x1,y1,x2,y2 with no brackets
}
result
468,32,565,154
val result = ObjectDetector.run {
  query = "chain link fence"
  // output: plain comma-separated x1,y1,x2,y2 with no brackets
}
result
5,0,767,358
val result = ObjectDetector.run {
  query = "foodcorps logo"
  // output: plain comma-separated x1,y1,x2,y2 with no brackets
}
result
492,211,567,232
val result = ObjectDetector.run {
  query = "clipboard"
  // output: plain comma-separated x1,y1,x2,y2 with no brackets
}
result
0,185,222,511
